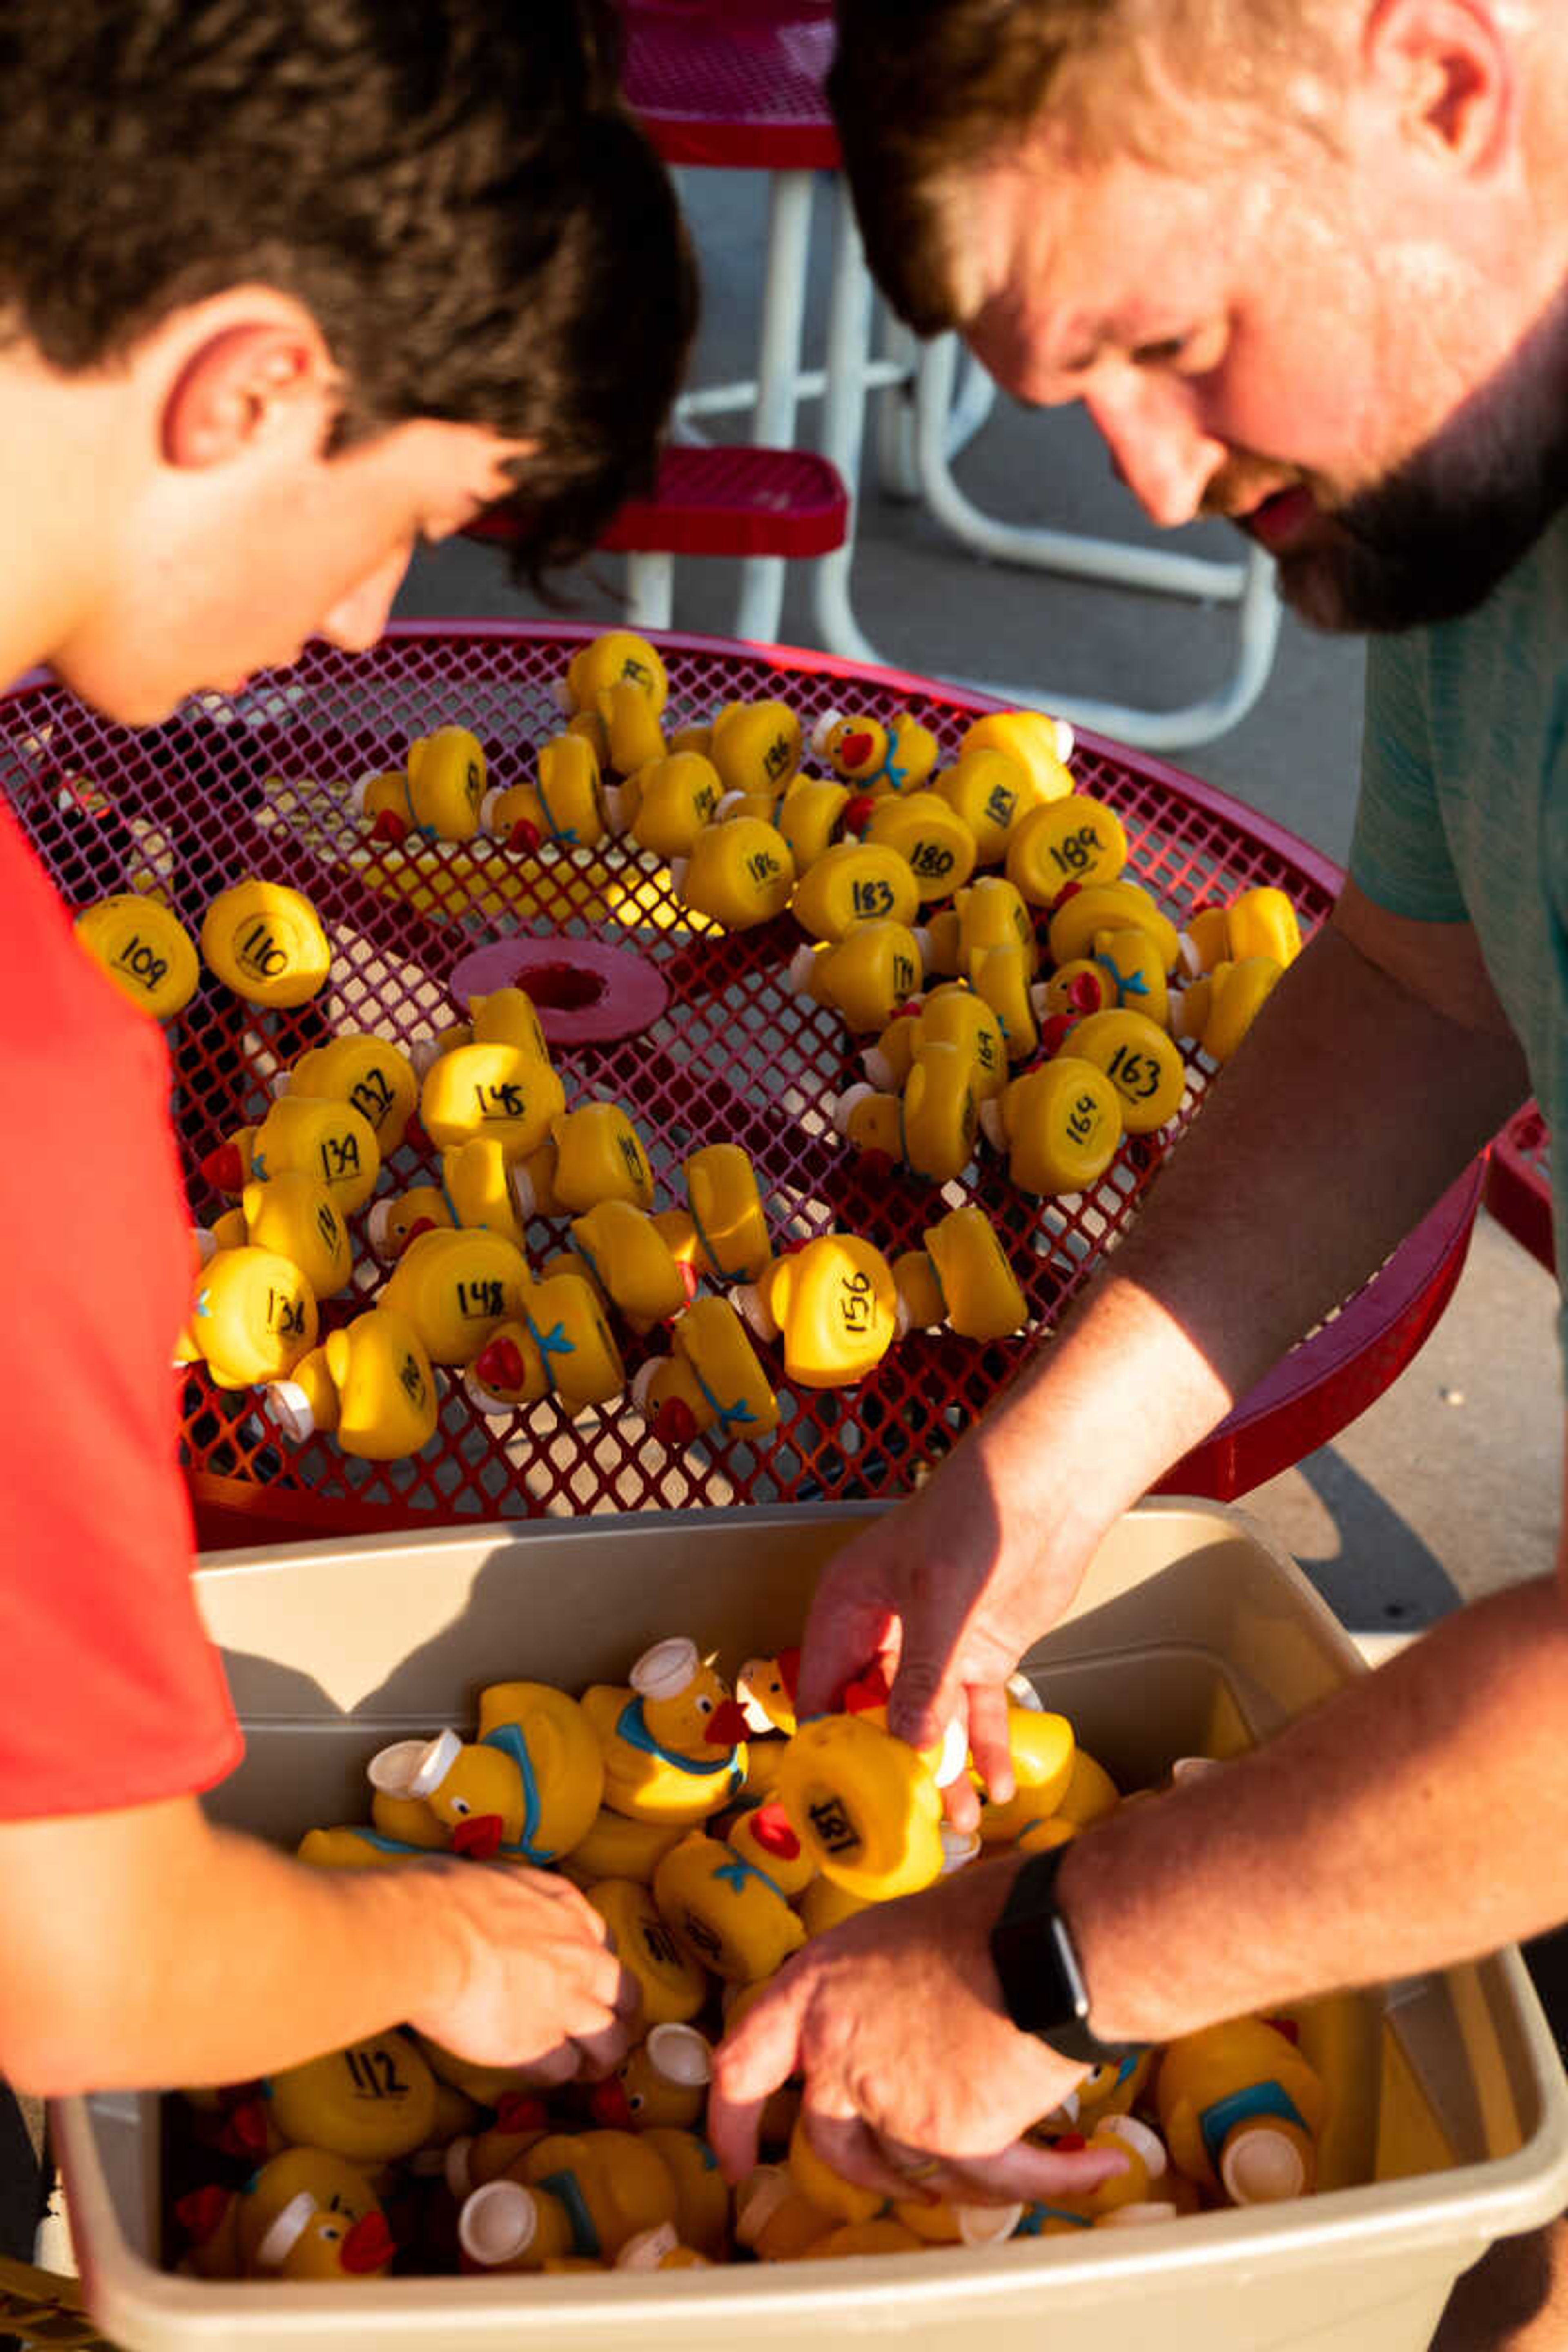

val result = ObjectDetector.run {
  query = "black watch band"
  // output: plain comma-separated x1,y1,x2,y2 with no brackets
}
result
988,1843,1141,2065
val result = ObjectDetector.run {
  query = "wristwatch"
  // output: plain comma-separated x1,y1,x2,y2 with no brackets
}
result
988,1843,1141,2064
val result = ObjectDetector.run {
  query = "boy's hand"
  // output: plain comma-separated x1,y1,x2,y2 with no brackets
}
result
408,1862,639,2083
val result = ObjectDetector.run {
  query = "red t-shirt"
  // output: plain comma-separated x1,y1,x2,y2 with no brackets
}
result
0,795,241,1820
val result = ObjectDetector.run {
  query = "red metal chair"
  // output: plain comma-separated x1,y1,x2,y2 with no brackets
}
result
466,442,849,631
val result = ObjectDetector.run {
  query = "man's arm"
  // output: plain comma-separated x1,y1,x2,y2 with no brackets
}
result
797,888,1532,1796
0,1794,636,2095
710,1449,1568,2194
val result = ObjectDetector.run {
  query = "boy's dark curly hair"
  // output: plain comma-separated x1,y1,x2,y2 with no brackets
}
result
0,0,695,579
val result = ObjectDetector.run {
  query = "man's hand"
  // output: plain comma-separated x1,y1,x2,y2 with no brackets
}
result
800,1442,1097,1824
708,1855,1127,2207
407,1861,639,2086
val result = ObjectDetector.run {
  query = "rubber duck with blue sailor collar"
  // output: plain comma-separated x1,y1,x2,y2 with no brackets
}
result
581,1638,750,1826
363,1680,604,1867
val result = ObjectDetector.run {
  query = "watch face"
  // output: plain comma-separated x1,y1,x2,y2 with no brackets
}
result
989,1848,1129,2064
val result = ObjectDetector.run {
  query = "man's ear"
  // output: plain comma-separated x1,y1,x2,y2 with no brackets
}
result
1361,0,1513,176
160,322,331,469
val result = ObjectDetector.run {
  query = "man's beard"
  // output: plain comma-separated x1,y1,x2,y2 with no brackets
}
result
1273,291,1568,634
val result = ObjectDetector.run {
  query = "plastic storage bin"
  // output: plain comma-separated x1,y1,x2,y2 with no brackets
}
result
53,1499,1568,2352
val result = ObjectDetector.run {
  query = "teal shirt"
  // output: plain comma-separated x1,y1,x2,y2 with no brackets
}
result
1351,507,1568,1363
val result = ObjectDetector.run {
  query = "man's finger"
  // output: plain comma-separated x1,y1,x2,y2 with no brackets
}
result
805,2106,927,2203
797,1570,899,1719
939,2135,1130,2207
570,2010,636,2079
964,1681,1016,1806
708,1970,812,2182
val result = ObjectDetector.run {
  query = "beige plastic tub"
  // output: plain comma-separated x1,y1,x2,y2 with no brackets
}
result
53,1499,1568,2351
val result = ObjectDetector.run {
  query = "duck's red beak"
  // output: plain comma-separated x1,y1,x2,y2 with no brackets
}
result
473,1334,527,1393
450,1814,505,1860
706,1700,750,1748
339,2209,396,2275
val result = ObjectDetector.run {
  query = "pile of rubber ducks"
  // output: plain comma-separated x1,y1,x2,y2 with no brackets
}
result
171,964,1037,1460
74,626,1312,1460
164,1635,1338,2285
323,627,1300,1207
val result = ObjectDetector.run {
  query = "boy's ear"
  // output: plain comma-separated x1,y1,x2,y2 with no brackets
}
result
161,322,330,468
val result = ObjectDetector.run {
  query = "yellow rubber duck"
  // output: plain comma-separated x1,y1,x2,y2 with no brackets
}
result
946,872,1039,977
775,773,851,872
652,1829,808,1983
557,630,669,719
200,1093,381,1215
379,1223,530,1365
521,2130,682,2262
465,1269,626,1414
354,724,487,844
175,1245,316,1390
668,815,796,931
1047,877,1181,975
1062,1006,1187,1134
1156,2017,1328,2204
582,1635,750,1825
710,698,803,798
931,746,1036,865
603,750,722,857
891,1201,1028,1343
630,1294,780,1447
74,891,200,1022
199,877,332,1008
973,1702,1077,1842
788,917,924,1034
179,2148,393,2283
839,1038,981,1185
266,2033,439,2165
639,2127,733,2261
562,1200,693,1333
786,2115,886,2227
979,1058,1124,1196
1005,794,1129,905
736,1232,900,1386
863,979,1007,1100
263,1305,439,1459
441,2092,551,2201
958,707,1076,799
655,1141,772,1285
1170,954,1284,1065
733,2165,837,2261
584,1877,710,2023
365,1683,604,1866
481,733,607,852
558,1810,686,1891
810,707,938,799
277,1032,418,1155
1048,923,1169,1031
365,1140,531,1262
203,1170,351,1301
736,1649,800,1738
596,676,668,777
862,789,977,902
1177,883,1303,976
419,1037,565,1160
789,837,920,943
589,2023,714,2132
775,1706,962,1901
721,1793,816,1897
512,1100,654,1220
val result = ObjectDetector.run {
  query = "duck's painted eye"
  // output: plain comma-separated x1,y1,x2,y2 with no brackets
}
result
628,2091,645,2113
321,2225,342,2243
696,1695,713,1715
451,1797,472,1816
